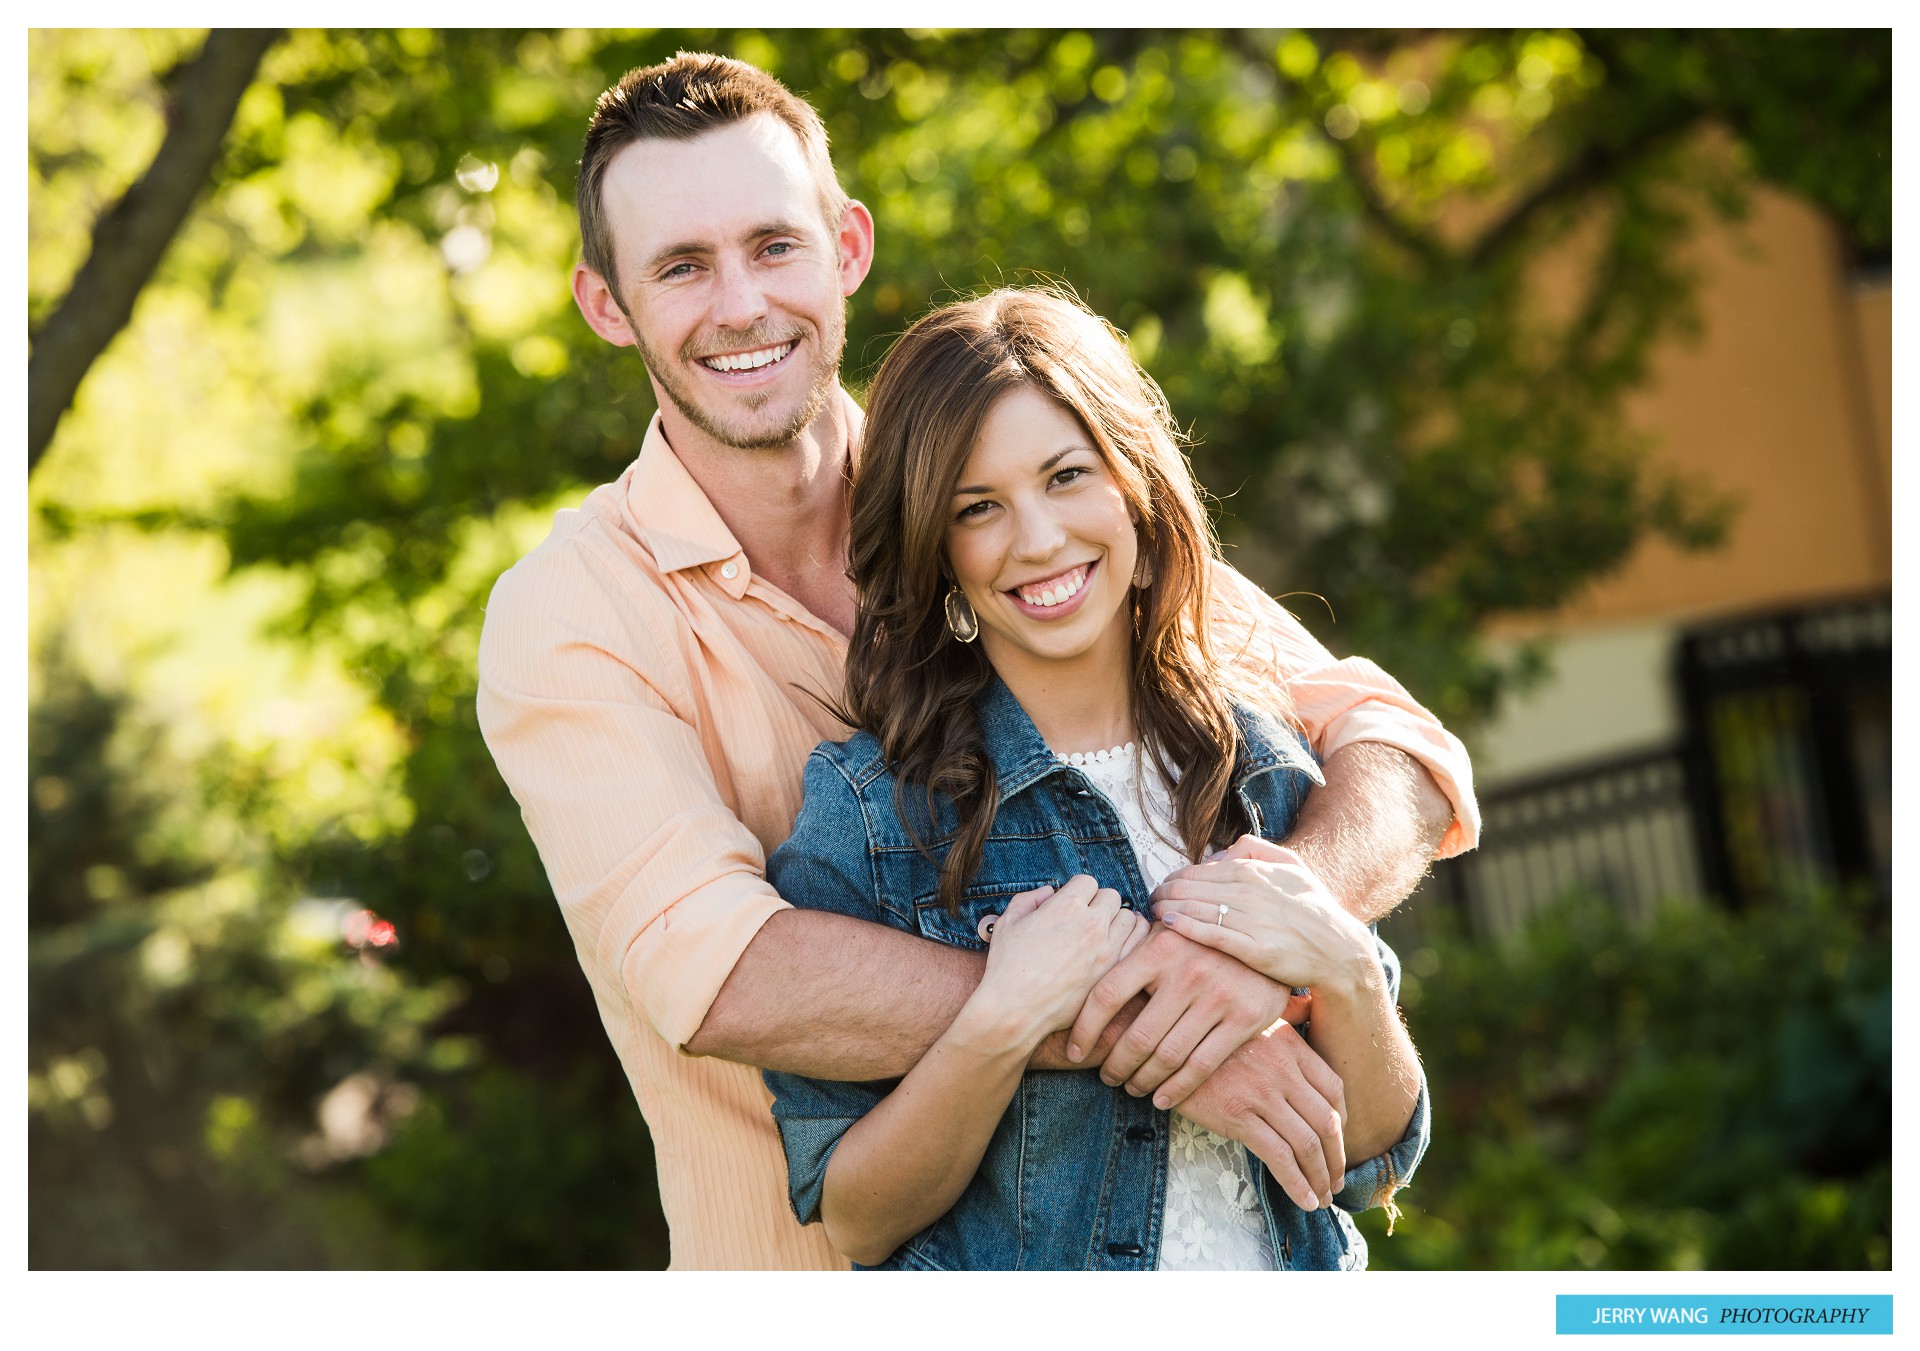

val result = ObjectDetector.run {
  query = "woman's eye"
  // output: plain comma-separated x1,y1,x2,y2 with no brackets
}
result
1052,466,1089,487
955,501,993,522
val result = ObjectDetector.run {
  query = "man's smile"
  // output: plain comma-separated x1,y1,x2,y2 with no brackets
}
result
697,340,797,374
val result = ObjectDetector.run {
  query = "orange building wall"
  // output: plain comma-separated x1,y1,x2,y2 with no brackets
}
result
1511,190,1892,635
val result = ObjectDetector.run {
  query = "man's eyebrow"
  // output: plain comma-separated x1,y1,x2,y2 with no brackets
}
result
641,221,809,274
642,240,711,272
951,447,1087,495
747,219,807,241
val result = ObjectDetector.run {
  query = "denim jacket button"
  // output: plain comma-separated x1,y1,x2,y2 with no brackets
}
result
1126,1126,1155,1142
1105,1242,1144,1258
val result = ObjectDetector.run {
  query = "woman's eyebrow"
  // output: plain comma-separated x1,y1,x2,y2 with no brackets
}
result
952,445,1092,496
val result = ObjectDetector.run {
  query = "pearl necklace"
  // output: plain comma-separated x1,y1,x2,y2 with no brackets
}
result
1052,741,1136,766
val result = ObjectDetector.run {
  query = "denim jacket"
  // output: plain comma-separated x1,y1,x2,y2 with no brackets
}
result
763,676,1430,1270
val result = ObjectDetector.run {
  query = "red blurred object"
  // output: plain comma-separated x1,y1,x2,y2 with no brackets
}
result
342,908,398,950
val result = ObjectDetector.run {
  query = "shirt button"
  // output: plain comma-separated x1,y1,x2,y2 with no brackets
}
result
1105,1242,1143,1258
720,562,739,580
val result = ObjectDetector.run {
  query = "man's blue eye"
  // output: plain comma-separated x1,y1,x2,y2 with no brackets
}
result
663,263,695,279
766,242,794,257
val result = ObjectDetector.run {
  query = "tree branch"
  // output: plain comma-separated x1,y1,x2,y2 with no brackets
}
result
29,28,280,476
1464,111,1702,268
1288,29,1707,273
1223,28,1449,267
1325,130,1448,267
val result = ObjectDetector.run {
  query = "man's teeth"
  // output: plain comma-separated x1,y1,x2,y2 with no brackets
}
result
702,342,795,372
1018,566,1088,608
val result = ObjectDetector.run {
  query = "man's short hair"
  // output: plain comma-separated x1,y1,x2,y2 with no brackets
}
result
577,52,850,293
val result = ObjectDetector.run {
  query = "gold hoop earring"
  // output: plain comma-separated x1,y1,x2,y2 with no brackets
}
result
945,586,980,643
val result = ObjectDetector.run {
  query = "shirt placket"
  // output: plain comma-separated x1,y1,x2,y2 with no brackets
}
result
1046,774,1168,1269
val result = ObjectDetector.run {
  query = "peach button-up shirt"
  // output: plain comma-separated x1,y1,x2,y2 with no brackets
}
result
476,399,1479,1270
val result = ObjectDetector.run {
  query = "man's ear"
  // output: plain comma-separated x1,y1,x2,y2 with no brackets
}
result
837,200,876,299
573,264,637,348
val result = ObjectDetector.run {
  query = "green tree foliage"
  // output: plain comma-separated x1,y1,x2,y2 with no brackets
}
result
29,29,1890,1268
1362,888,1891,1270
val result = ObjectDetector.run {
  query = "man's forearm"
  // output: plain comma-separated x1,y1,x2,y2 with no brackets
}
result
685,908,982,1078
1303,963,1423,1162
1286,742,1452,924
686,908,1147,1079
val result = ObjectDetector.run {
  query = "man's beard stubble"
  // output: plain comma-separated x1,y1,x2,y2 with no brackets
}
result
623,302,845,452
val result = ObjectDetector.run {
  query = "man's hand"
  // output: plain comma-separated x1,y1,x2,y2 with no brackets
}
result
1175,1022,1348,1212
1065,923,1297,1107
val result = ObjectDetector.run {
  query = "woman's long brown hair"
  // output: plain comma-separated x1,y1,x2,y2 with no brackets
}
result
845,287,1294,913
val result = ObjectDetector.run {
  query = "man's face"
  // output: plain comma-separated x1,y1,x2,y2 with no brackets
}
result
595,116,854,451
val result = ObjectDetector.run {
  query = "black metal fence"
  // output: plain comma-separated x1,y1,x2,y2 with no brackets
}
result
1427,745,1706,938
1408,593,1890,942
1677,592,1892,909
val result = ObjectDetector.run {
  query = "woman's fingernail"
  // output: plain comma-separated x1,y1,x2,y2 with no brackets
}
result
1067,1044,1083,1062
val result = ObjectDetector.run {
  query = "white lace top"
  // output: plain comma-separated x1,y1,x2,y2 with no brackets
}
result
1056,741,1276,1271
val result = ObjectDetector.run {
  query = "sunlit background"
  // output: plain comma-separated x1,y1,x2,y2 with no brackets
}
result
28,28,1890,1269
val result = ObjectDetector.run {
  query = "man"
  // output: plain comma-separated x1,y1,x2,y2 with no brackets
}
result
477,52,1479,1270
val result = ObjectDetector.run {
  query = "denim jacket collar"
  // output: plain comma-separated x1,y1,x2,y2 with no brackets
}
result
973,674,1325,808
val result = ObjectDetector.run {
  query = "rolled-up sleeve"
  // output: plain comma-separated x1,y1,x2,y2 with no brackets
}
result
762,751,898,1225
1332,1077,1430,1215
1211,564,1480,858
476,539,789,1052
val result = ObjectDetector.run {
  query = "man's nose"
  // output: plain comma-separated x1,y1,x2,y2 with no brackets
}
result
710,256,771,332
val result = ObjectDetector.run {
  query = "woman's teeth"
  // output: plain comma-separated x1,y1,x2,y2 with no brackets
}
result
1016,565,1088,608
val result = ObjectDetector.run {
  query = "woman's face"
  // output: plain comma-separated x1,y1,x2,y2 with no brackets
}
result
944,384,1140,685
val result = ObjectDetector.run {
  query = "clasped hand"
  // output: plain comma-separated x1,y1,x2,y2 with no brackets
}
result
974,875,1149,1045
982,842,1354,1210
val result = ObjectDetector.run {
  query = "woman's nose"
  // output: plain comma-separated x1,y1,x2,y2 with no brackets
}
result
1009,505,1067,561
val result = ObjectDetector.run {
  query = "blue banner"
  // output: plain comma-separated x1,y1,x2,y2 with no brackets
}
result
1557,1295,1891,1335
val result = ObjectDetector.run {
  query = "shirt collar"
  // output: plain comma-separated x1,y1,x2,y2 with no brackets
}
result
625,389,864,597
974,673,1324,807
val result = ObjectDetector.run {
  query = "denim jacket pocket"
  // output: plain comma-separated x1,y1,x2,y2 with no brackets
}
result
913,875,1064,950
884,1243,952,1271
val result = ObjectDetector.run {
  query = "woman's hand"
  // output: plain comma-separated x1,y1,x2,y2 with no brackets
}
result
972,876,1147,1048
1149,840,1376,992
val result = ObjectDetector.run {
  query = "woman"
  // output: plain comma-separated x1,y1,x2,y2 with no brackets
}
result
764,287,1427,1270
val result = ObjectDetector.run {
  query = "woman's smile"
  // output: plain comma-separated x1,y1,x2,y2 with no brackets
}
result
1005,560,1098,619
